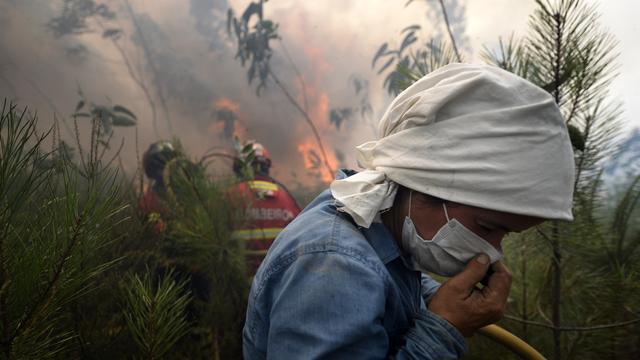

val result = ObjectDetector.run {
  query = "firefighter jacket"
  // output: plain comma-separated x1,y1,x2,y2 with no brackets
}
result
231,175,302,274
138,185,169,234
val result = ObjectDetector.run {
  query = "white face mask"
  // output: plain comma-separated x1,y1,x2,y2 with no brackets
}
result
400,191,503,277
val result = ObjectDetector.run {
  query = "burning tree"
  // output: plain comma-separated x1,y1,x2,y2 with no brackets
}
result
226,0,336,181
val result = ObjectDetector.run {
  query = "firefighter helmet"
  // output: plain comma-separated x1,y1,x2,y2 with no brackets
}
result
233,140,272,177
143,140,177,182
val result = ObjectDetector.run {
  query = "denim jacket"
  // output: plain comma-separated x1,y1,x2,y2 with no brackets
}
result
243,170,467,359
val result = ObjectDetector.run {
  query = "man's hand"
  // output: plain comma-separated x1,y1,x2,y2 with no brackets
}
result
428,254,512,337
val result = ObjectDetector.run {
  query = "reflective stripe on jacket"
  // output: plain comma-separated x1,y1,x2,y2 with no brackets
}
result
230,176,301,274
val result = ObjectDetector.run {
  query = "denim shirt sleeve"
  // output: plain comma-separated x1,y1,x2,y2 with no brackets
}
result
398,309,467,359
246,249,466,359
421,274,441,304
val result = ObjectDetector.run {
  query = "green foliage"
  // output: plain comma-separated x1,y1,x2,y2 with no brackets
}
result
227,1,336,178
373,0,462,95
329,108,353,131
379,0,639,358
328,76,374,132
0,98,251,358
483,0,620,175
102,28,123,40
73,89,138,135
374,37,457,95
475,1,639,359
0,100,128,358
227,1,280,95
160,150,249,358
123,269,191,359
232,137,256,181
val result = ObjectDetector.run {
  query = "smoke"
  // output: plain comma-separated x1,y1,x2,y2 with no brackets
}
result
420,0,470,55
189,0,229,51
0,0,468,188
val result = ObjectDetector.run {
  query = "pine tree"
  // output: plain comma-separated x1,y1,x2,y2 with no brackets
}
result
377,0,640,358
0,101,128,358
157,149,249,359
482,1,639,359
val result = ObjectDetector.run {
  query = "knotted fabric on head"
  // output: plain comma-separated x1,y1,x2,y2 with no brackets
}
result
330,63,575,228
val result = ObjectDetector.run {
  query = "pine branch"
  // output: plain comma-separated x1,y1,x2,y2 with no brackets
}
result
437,0,462,62
8,213,84,346
0,103,52,351
124,270,191,359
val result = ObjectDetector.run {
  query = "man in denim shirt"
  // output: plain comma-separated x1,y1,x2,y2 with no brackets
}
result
243,64,575,359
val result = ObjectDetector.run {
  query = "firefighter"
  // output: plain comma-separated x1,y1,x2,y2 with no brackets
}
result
230,141,302,275
139,141,216,309
139,140,178,233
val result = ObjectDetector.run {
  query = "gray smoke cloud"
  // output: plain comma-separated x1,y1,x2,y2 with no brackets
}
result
189,0,229,52
0,0,468,188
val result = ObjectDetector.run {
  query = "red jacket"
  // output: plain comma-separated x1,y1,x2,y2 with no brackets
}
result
138,186,168,234
230,175,301,274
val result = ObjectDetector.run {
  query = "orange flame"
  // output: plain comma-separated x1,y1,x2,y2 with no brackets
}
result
214,97,241,113
208,97,246,139
295,91,338,183
288,45,338,184
296,139,338,183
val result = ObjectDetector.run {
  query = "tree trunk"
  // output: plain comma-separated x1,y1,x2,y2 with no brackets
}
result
552,222,562,360
521,240,528,341
212,328,220,360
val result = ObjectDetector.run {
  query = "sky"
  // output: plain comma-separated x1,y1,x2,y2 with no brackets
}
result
466,0,640,134
0,0,637,187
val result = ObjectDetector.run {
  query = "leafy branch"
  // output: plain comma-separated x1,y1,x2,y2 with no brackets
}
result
227,0,334,178
49,0,172,138
375,0,463,95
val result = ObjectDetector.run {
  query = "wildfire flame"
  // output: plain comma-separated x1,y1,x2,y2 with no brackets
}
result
294,91,338,183
214,97,241,113
208,97,246,139
290,45,339,184
297,139,338,183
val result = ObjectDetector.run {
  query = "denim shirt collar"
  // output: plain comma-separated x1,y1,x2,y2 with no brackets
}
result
335,168,401,264
361,223,401,264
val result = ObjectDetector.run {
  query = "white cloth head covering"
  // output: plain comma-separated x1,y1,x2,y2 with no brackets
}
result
331,63,575,228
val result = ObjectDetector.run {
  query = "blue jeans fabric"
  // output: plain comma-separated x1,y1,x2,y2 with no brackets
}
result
242,170,467,359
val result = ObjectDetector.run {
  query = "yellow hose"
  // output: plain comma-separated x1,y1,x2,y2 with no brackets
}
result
477,324,547,360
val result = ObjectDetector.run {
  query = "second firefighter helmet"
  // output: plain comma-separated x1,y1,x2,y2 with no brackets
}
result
233,140,272,177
